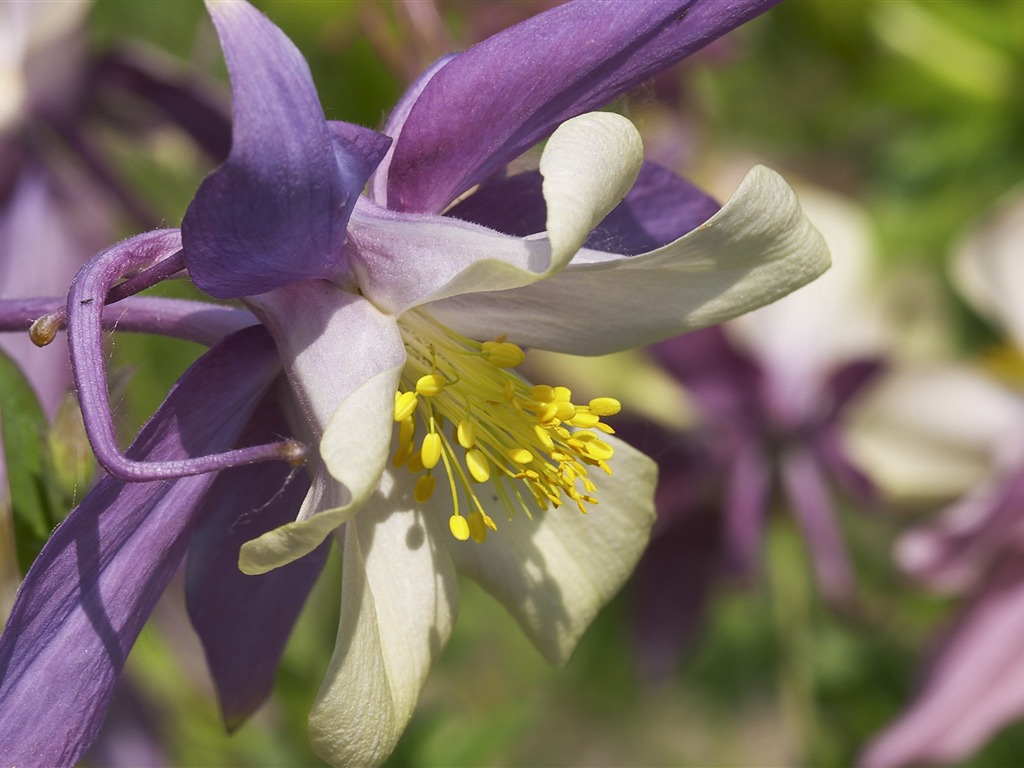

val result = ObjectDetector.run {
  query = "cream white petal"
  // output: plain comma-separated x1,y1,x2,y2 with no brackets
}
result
347,112,642,318
846,365,1024,501
347,200,552,315
239,284,404,573
429,165,831,355
447,434,656,666
540,112,643,265
308,470,459,768
953,192,1024,350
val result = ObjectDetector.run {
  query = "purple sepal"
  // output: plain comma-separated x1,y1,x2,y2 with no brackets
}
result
901,470,1024,593
618,418,725,678
814,425,876,505
186,398,327,731
650,327,762,423
182,1,386,298
781,447,855,602
0,326,282,766
387,0,780,213
327,121,393,196
445,170,547,236
824,357,886,420
723,439,770,582
447,162,720,255
587,163,720,254
859,555,1024,768
631,505,722,678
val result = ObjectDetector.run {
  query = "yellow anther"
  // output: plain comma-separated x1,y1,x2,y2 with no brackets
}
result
531,384,555,402
554,401,576,421
569,412,600,429
552,386,572,402
507,447,533,464
595,422,615,435
407,451,425,474
466,449,490,483
467,512,488,543
399,416,415,446
537,403,559,424
415,475,436,503
457,418,477,449
415,373,447,396
421,432,442,469
449,514,470,541
394,391,418,421
584,441,614,461
534,424,555,450
589,397,621,416
392,442,413,467
481,340,525,368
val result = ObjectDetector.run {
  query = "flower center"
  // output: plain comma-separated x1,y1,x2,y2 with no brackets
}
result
392,310,621,543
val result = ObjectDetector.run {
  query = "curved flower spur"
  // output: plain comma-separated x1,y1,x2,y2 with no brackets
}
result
0,1,829,765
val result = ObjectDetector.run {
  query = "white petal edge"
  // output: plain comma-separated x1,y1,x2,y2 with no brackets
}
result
447,433,656,666
308,470,459,768
428,165,831,355
727,186,887,381
239,285,404,573
540,112,643,265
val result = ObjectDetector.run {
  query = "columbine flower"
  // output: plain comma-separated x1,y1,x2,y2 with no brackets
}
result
0,1,829,765
857,191,1024,768
622,188,885,676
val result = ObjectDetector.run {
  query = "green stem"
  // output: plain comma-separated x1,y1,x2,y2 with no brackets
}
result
767,519,821,765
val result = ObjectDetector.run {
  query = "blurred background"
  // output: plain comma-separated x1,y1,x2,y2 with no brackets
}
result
4,1,1024,765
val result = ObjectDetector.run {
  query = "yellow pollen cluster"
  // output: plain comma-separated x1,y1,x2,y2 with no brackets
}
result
392,311,621,543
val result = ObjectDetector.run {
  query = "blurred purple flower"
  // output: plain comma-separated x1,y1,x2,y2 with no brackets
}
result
627,189,886,677
0,1,830,765
859,192,1024,767
0,1,229,412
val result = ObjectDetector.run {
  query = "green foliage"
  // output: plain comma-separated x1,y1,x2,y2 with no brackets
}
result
0,352,87,575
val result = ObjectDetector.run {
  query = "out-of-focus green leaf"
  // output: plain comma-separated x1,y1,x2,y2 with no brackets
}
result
0,350,57,575
47,393,96,505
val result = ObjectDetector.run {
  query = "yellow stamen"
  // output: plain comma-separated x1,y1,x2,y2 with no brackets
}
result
481,340,526,368
421,432,442,469
394,391,418,421
416,373,447,396
415,474,436,503
457,418,477,449
507,447,533,464
449,514,470,541
466,448,491,483
392,310,622,542
589,397,621,416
